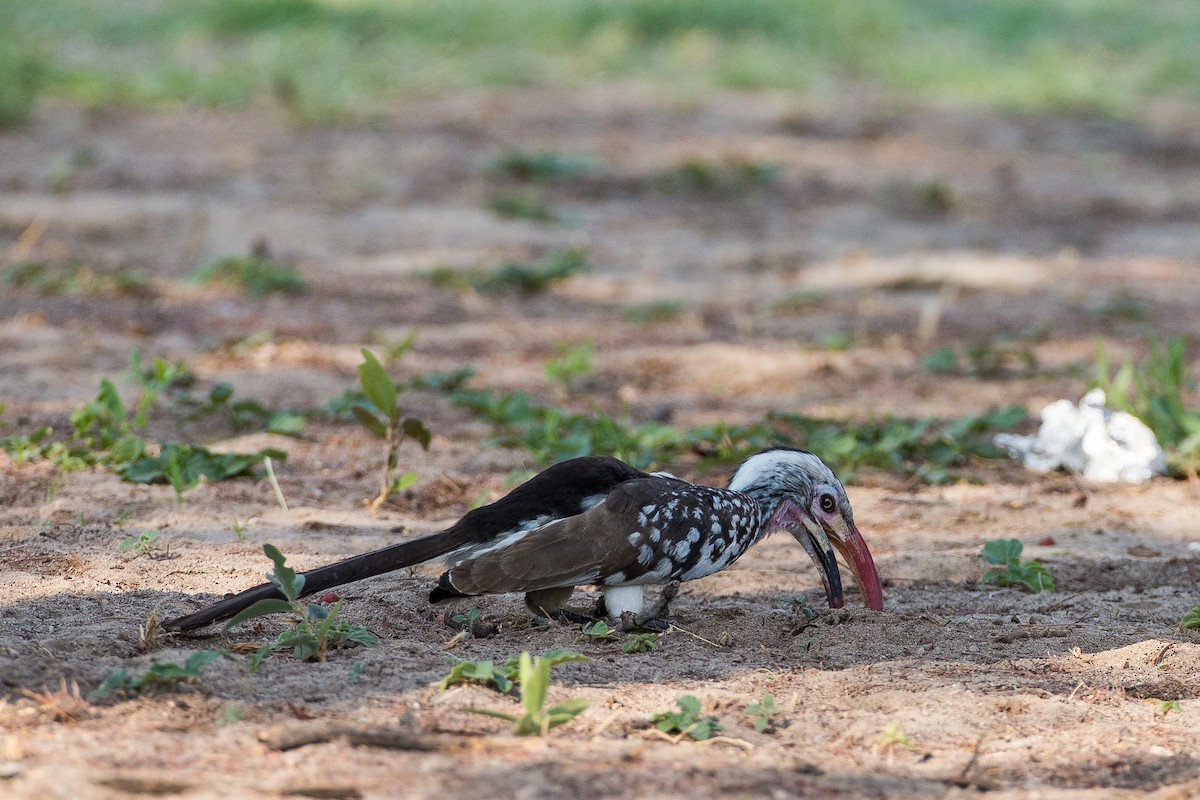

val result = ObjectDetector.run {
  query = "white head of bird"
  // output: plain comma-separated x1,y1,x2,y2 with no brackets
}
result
729,448,883,611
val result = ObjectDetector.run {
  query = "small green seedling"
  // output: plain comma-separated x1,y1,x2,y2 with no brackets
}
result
877,722,915,760
544,342,594,396
450,608,483,629
622,633,657,654
442,659,512,693
117,529,162,558
1181,605,1200,630
353,349,431,512
979,539,1055,593
1152,699,1182,717
465,651,589,736
91,651,220,699
652,695,721,741
745,693,779,733
576,620,617,642
192,254,306,297
486,191,556,223
488,150,595,183
441,649,588,694
218,704,244,725
223,544,380,662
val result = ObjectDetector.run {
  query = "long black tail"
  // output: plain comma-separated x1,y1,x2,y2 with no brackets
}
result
162,456,650,633
162,530,465,632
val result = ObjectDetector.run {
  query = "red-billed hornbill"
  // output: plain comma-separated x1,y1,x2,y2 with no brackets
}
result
162,448,884,633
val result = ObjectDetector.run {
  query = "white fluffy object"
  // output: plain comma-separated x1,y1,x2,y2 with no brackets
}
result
994,389,1165,483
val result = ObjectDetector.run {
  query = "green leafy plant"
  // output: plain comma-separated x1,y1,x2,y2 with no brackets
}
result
771,405,1027,484
1095,336,1200,473
924,341,1037,378
878,722,915,757
1,367,284,497
979,539,1054,593
544,342,594,396
352,349,431,512
2,260,150,297
117,529,162,558
117,442,285,501
451,387,683,470
90,651,220,700
486,191,556,223
218,704,244,725
659,156,780,193
178,381,305,436
440,649,588,694
1151,699,1182,716
624,300,687,325
441,658,515,693
1180,605,1200,630
223,544,380,662
128,352,192,428
465,651,589,736
0,40,47,128
425,248,587,295
745,693,779,733
652,695,721,741
489,150,595,183
576,620,617,642
622,633,656,654
450,608,483,629
192,253,306,297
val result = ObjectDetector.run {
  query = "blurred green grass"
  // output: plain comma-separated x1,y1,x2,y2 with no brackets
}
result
4,0,1200,125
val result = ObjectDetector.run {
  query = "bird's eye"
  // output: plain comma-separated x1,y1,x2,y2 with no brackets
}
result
819,494,837,514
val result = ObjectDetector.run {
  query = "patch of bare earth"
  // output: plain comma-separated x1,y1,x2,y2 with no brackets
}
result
2,89,1199,798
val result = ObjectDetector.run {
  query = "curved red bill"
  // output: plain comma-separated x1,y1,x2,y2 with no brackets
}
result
833,521,884,611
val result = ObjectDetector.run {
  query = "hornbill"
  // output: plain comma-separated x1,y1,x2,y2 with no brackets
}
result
162,448,884,633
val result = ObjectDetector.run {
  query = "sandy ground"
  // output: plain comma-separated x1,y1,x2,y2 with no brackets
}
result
2,87,1200,799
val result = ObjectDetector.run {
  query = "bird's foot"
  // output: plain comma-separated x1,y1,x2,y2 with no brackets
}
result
551,607,598,625
615,581,679,632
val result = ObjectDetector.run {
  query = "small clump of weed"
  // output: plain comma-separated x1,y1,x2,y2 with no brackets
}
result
923,341,1038,378
2,261,151,296
979,539,1054,593
1180,604,1200,630
192,250,306,297
658,156,780,193
441,649,587,694
486,191,557,223
877,722,915,761
223,544,380,662
0,41,48,127
544,342,594,397
0,357,285,499
464,651,589,736
425,248,587,295
351,349,431,512
117,529,163,559
1094,336,1200,474
651,695,721,741
623,300,688,325
622,633,656,654
90,651,220,700
745,693,779,733
771,405,1027,484
1151,699,1182,717
489,150,595,183
576,620,617,643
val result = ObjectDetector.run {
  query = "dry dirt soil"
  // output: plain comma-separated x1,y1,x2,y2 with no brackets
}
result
2,87,1200,799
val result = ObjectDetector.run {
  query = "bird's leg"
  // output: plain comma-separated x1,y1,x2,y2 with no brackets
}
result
524,586,597,624
616,581,679,632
